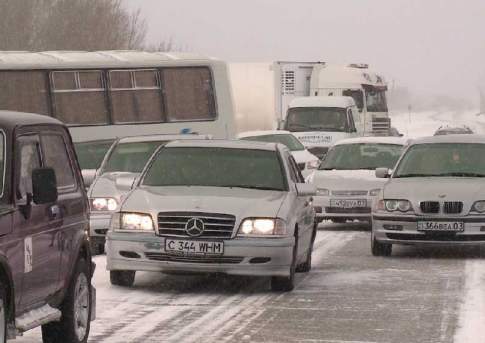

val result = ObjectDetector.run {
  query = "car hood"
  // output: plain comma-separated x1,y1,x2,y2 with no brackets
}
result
309,169,385,191
121,186,288,221
88,172,139,200
384,177,485,201
291,149,319,164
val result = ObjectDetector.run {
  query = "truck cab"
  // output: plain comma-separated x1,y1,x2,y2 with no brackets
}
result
0,111,94,343
284,96,361,159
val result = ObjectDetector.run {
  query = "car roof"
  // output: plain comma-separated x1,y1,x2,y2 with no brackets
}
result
333,136,408,146
237,130,292,138
117,134,211,144
0,110,63,130
164,139,281,151
289,96,355,109
410,134,485,145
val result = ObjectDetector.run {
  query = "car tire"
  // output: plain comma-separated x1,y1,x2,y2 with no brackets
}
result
0,282,6,343
90,241,104,256
331,218,346,224
42,258,91,343
371,235,392,256
296,224,317,273
110,270,135,287
271,230,297,292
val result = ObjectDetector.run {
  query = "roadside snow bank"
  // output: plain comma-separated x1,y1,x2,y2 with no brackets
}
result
454,260,485,343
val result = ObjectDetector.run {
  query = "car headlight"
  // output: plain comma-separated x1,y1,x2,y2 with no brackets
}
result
306,160,320,170
91,197,118,212
369,189,381,196
316,188,330,196
472,201,485,213
384,199,413,212
111,212,155,232
238,218,287,237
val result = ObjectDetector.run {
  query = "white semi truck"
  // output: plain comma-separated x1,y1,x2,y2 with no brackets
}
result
230,61,391,157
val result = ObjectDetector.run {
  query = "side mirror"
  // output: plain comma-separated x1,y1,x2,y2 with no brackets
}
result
295,183,317,196
32,168,58,204
81,169,97,188
375,168,391,179
115,175,136,191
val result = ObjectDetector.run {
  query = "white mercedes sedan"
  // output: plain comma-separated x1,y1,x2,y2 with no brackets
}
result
372,135,485,256
106,140,317,291
307,137,407,224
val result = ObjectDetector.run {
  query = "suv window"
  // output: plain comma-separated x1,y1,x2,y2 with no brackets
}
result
41,134,76,190
17,135,41,199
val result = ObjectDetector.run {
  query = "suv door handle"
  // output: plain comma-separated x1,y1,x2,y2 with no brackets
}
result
49,204,62,220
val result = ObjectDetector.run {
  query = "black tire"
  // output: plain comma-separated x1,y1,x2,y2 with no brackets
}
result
331,218,346,224
271,230,297,292
371,235,392,257
110,270,135,287
90,241,104,256
42,258,91,343
0,282,6,343
296,224,317,273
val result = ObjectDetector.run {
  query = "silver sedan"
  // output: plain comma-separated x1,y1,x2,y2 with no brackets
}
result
106,140,317,291
372,134,485,256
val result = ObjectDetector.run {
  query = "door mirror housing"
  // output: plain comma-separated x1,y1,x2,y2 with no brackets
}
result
375,167,391,179
115,175,136,191
81,169,97,188
295,183,317,196
32,168,58,204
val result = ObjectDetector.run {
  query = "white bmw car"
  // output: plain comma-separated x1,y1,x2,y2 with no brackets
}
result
307,137,407,223
106,140,317,291
237,130,320,177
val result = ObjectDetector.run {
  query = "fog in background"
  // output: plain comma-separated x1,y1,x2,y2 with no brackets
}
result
125,0,485,111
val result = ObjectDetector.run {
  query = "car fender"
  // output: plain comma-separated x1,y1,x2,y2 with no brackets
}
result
0,254,15,322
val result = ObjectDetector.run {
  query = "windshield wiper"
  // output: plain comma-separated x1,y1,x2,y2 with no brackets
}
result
395,173,436,178
435,172,485,177
220,185,282,191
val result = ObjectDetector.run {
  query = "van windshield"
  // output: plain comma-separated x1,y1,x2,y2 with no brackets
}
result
286,107,348,132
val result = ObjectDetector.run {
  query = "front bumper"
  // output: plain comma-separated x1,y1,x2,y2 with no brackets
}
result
106,232,294,277
314,195,374,221
89,213,112,243
373,213,485,246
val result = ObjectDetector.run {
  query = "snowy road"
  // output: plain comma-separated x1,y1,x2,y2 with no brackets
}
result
13,222,485,342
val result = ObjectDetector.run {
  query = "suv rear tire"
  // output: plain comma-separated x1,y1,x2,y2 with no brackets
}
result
42,258,91,343
0,283,6,343
110,270,135,287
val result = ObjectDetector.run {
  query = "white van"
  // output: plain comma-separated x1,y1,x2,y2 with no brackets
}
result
283,96,361,158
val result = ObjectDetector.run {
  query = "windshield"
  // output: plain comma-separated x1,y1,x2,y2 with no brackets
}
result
102,141,165,174
240,134,305,151
74,140,115,170
394,143,485,178
320,143,403,170
143,147,287,191
286,107,349,132
342,89,364,111
365,89,388,112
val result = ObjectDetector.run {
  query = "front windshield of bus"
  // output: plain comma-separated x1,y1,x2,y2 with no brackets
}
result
394,143,485,178
74,139,115,170
102,141,165,174
240,134,305,151
366,90,388,112
286,107,349,132
320,143,403,170
143,147,287,191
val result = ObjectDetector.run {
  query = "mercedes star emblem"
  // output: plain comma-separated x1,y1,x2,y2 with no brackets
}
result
185,218,205,237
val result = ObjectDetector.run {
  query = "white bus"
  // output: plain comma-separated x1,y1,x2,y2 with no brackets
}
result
0,50,236,169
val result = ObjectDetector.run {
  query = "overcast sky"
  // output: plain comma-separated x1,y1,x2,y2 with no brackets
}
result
126,0,485,103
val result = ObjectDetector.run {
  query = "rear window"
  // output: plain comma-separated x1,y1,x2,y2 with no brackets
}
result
143,147,287,191
74,140,115,170
102,141,165,174
240,134,305,151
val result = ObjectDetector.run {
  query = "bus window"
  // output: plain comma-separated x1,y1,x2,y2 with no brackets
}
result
109,69,164,124
51,70,109,125
0,71,50,115
161,67,216,121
